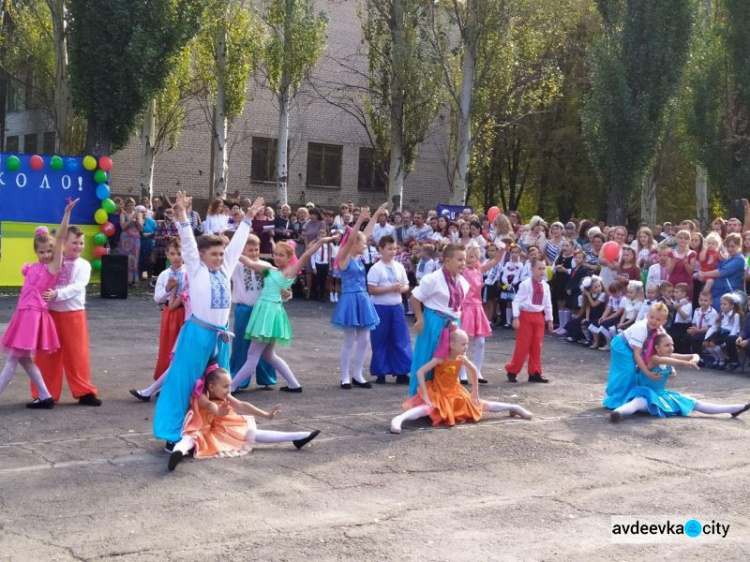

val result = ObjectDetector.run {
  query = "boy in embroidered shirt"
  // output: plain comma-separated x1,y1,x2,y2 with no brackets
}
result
669,282,693,353
688,291,718,355
153,191,265,449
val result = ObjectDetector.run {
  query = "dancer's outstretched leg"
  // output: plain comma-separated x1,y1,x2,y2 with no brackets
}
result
390,405,432,434
610,396,648,422
132,368,168,401
693,401,750,417
481,400,532,419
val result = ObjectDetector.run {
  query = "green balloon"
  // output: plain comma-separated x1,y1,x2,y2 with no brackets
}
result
101,198,117,214
91,258,102,272
93,232,108,246
94,169,108,184
6,155,20,171
50,155,64,171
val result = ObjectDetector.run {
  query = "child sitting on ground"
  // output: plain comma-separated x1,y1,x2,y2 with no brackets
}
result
390,329,531,433
168,363,321,471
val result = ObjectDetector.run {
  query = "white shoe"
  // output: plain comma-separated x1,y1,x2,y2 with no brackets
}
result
389,422,402,434
509,407,533,420
334,293,339,302
329,293,335,302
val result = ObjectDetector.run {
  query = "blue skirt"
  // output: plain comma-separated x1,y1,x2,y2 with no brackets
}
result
229,303,277,388
602,335,638,409
370,303,412,377
409,308,459,396
153,318,230,442
331,290,380,330
623,386,696,418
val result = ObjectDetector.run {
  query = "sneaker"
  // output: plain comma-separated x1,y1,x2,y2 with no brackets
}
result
27,397,55,409
164,441,176,453
395,375,410,385
329,293,335,303
168,450,184,471
78,393,102,407
563,337,577,344
374,377,386,384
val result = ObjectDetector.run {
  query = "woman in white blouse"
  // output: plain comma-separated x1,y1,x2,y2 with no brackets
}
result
202,198,229,234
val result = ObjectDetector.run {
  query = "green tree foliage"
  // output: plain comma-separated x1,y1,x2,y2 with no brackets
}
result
581,0,693,225
68,0,207,155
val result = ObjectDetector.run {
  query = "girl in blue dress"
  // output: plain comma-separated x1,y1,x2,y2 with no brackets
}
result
332,202,388,389
610,333,749,422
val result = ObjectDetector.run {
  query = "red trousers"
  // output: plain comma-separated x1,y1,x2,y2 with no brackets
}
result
153,305,185,380
504,311,545,375
33,310,97,400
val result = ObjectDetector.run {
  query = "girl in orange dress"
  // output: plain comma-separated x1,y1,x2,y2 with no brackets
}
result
390,328,533,433
168,364,320,471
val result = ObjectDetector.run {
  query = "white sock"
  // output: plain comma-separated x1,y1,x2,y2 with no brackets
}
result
253,429,310,443
18,357,52,400
0,356,20,395
692,401,747,415
174,435,195,455
615,396,648,416
340,330,356,384
352,329,370,383
232,340,267,391
390,405,432,431
140,369,168,397
262,345,301,389
506,308,512,325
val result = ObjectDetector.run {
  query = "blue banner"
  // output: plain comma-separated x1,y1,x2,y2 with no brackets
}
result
0,153,100,225
436,204,473,221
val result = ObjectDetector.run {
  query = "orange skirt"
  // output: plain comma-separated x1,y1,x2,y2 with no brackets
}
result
182,397,257,459
153,305,185,380
403,380,483,427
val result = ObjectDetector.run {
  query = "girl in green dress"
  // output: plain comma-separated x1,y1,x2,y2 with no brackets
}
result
231,235,336,392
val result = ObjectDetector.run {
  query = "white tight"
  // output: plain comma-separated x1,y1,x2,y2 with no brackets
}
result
173,429,312,454
459,336,486,381
140,369,168,397
0,356,51,400
390,401,531,431
232,341,300,391
615,396,745,416
341,329,370,385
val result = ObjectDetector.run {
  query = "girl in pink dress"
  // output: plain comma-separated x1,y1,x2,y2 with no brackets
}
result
459,244,505,384
0,199,78,408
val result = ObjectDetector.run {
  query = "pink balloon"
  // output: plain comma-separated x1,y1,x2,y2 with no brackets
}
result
101,222,116,237
30,155,44,170
487,206,500,222
602,241,620,262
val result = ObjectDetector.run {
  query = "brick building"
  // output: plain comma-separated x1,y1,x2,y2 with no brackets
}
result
4,0,453,214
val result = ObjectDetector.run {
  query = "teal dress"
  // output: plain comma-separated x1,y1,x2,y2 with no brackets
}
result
622,365,696,418
244,269,294,345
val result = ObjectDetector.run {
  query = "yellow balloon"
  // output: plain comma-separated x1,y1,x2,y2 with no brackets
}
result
83,155,97,171
546,265,553,281
94,208,108,224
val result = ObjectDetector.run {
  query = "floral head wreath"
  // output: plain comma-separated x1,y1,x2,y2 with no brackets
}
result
34,226,49,237
193,362,220,397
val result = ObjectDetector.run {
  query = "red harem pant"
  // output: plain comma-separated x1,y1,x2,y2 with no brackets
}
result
153,305,186,380
504,310,545,375
32,310,97,400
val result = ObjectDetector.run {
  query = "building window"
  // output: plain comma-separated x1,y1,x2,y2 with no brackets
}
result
23,133,38,154
357,147,388,191
251,137,277,182
43,131,56,154
6,135,19,153
306,143,342,188
6,82,21,112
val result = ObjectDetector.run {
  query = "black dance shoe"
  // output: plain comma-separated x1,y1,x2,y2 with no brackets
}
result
27,397,55,409
279,386,303,393
294,430,321,450
528,373,549,383
129,389,150,402
352,379,372,388
78,393,102,406
507,372,517,383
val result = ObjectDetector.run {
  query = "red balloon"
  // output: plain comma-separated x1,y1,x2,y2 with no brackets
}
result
602,241,620,262
98,156,113,172
487,206,501,222
30,155,44,171
101,222,116,237
93,246,108,259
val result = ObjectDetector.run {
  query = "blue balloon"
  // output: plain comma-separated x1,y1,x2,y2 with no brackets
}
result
95,183,111,200
65,158,79,173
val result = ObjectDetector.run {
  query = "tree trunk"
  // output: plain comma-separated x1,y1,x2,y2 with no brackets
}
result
84,119,113,158
695,164,709,230
0,0,11,153
606,182,627,225
212,24,229,199
449,1,477,206
275,0,294,206
640,170,658,227
48,0,73,153
276,93,290,206
209,105,216,200
388,0,406,210
139,97,157,199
